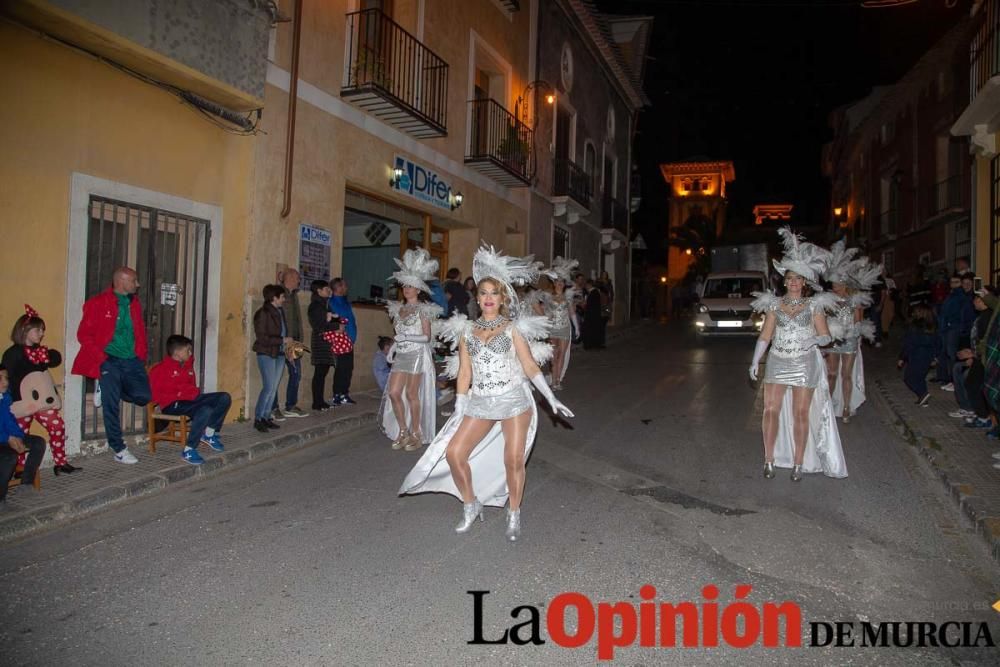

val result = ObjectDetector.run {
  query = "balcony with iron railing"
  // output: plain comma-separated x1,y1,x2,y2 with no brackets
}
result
465,99,533,186
552,158,591,211
953,0,1000,141
341,9,448,138
602,195,629,235
925,175,968,221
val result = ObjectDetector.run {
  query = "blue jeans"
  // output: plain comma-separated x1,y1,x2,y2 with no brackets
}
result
272,357,301,411
99,356,152,453
162,392,232,448
256,354,285,420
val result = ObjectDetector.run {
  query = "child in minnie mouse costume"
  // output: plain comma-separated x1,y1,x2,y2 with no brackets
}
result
2,305,80,476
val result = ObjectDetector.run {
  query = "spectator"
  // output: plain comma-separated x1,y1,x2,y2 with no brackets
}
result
328,278,357,405
956,256,973,277
951,288,998,428
149,335,231,465
253,284,291,432
898,304,940,407
930,269,950,306
308,280,336,411
443,268,469,318
583,279,605,350
936,274,975,390
372,336,393,392
273,269,308,419
463,277,479,319
0,365,45,504
425,277,449,316
71,266,151,465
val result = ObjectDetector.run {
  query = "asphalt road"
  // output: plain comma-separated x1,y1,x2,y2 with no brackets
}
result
1,325,998,666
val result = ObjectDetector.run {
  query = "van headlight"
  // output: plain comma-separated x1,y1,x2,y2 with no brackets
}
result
698,304,709,313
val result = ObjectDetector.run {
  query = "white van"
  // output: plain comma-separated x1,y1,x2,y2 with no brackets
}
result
694,271,767,336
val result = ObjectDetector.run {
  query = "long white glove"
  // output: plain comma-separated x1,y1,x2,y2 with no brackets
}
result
530,373,574,417
395,333,429,343
803,334,832,349
454,393,469,417
749,339,769,381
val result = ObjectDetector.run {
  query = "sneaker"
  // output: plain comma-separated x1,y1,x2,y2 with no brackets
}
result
965,417,993,429
282,406,309,418
918,393,931,407
332,394,349,406
342,395,357,405
93,380,102,408
271,409,287,422
949,409,974,418
114,448,138,464
181,448,205,465
264,419,280,430
200,434,225,451
940,383,955,392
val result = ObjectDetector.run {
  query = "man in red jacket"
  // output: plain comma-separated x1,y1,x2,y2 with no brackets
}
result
149,335,231,465
71,266,151,464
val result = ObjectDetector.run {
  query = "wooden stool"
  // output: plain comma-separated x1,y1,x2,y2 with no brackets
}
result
146,403,190,454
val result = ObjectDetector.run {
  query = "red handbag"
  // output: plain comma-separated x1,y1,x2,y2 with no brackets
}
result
322,330,354,355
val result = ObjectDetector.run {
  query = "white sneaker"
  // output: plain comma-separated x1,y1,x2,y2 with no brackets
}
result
991,452,1000,460
114,448,138,464
948,409,974,418
93,380,102,408
940,383,955,392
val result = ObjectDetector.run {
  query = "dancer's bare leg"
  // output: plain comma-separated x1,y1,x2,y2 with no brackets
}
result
500,410,533,510
552,338,568,384
791,387,815,465
762,382,788,462
404,372,422,437
387,372,409,429
445,417,495,502
840,353,856,415
824,353,839,397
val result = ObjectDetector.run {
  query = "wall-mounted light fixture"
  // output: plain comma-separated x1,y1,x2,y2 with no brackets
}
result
390,165,404,188
685,248,693,256
451,191,464,211
833,206,848,227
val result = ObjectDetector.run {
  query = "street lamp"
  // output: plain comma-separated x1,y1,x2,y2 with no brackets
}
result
390,165,404,188
514,80,556,127
450,191,464,211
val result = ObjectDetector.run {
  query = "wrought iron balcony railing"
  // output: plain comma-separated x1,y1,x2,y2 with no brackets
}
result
341,9,448,138
552,158,591,210
465,99,533,186
926,175,967,219
970,0,1000,103
602,195,628,234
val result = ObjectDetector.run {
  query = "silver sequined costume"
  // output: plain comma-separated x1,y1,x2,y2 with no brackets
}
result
464,324,534,420
389,306,428,374
544,296,573,340
828,298,859,355
761,298,830,388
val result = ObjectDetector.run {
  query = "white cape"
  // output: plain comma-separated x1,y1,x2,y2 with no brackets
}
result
830,347,866,417
772,348,848,478
398,381,538,507
378,342,438,444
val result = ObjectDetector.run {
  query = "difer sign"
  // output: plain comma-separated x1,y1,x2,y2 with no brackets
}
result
392,154,454,211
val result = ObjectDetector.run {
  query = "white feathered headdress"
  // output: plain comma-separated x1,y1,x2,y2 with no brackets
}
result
772,227,830,289
390,247,439,294
822,239,860,285
546,256,579,283
472,245,541,313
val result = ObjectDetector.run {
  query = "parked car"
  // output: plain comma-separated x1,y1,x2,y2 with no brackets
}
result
694,271,767,336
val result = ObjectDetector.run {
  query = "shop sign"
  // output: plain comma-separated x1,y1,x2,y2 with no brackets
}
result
299,223,332,283
392,154,453,211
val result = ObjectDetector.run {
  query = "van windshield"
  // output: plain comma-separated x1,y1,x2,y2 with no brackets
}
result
703,278,764,299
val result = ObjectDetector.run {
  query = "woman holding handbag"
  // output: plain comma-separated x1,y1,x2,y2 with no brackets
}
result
308,280,337,411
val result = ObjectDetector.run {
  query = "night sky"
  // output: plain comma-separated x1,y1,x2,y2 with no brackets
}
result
595,0,973,263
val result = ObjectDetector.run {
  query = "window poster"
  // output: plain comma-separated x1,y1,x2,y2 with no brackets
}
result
299,224,332,284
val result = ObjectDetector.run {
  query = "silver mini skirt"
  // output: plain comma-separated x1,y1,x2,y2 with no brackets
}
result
829,337,859,354
390,350,424,375
550,322,572,340
466,382,533,420
764,350,823,388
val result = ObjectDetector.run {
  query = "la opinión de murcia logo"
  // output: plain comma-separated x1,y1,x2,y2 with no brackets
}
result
467,587,996,661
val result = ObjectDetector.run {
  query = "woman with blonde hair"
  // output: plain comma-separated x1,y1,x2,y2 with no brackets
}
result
400,246,573,541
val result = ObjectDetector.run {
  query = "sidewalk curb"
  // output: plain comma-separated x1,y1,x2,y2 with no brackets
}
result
0,411,378,543
872,379,1000,563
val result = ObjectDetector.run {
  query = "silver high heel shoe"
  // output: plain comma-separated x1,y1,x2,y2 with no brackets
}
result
505,508,521,541
763,461,775,479
391,429,410,450
455,500,484,533
790,465,803,482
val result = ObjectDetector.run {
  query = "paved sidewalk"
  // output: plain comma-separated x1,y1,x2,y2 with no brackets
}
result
867,338,1000,563
0,395,381,542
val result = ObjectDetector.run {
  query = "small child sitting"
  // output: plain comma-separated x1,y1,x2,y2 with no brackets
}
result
0,365,46,503
898,304,941,407
373,336,393,392
149,335,232,465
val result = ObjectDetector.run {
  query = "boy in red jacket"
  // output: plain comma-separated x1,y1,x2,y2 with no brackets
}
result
149,335,231,465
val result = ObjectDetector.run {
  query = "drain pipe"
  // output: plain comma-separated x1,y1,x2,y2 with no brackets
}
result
280,0,303,219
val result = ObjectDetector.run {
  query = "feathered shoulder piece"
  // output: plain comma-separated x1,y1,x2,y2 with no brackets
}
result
848,291,873,310
512,314,554,367
437,312,472,351
390,247,439,294
417,302,444,320
857,320,876,343
810,291,839,314
563,286,579,303
750,290,781,313
385,300,403,320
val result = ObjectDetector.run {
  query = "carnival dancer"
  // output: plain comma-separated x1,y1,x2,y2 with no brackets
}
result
380,248,443,451
822,241,878,423
539,257,580,390
399,246,573,541
749,228,847,481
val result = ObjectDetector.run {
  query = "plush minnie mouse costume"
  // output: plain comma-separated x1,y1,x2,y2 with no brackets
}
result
1,305,77,473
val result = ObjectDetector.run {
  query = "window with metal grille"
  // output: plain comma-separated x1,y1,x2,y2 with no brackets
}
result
553,225,570,262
